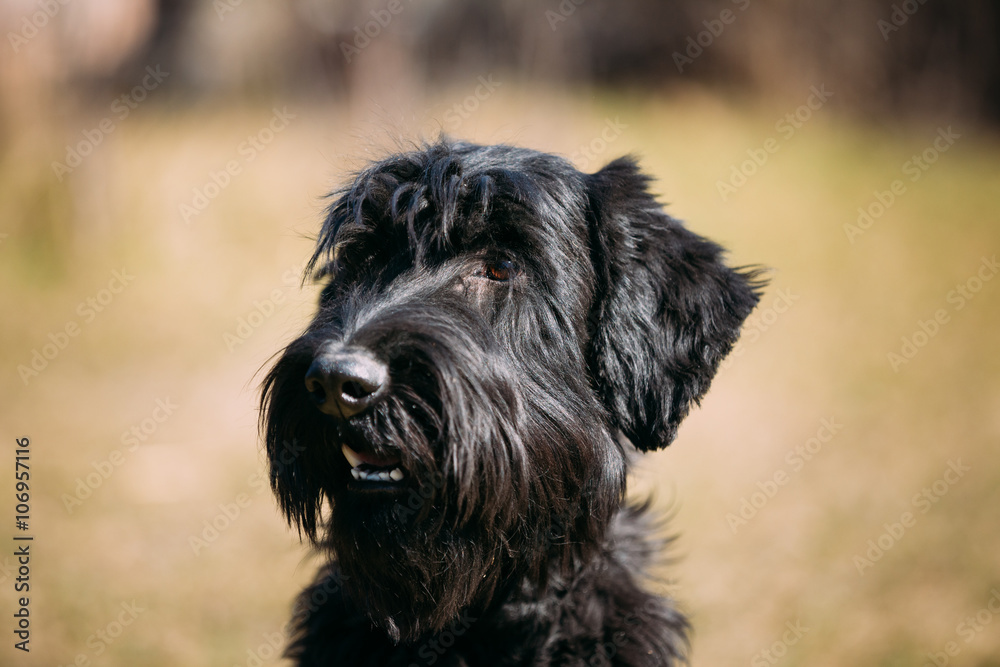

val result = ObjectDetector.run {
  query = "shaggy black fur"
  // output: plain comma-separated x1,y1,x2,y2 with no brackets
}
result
261,140,762,666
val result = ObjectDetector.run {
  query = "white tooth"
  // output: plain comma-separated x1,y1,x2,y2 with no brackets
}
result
389,468,404,481
378,471,390,481
342,445,363,468
350,468,361,480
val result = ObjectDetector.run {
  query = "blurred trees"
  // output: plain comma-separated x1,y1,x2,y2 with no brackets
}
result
3,0,999,122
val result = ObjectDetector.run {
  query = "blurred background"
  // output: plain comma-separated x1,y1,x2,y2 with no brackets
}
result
1,0,999,665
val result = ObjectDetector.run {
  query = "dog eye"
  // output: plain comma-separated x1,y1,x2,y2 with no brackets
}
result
475,260,516,282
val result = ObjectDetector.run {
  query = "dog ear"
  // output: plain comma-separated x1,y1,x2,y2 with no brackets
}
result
584,157,763,451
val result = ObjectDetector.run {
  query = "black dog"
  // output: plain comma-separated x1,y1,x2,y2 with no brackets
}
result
261,140,761,665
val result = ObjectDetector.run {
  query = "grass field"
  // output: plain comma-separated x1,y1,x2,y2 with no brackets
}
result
1,83,998,666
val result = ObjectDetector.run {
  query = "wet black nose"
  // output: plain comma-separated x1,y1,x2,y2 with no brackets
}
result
304,348,388,418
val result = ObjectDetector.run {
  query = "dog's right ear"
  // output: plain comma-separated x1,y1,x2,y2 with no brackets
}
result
584,158,763,451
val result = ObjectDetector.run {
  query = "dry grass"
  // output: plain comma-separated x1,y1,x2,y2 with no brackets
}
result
1,83,998,666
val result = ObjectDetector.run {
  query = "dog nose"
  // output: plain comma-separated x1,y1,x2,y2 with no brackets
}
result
304,348,388,418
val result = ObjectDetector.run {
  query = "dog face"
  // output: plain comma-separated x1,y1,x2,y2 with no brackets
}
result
261,141,760,641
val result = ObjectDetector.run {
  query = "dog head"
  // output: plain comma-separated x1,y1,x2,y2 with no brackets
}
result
261,141,761,641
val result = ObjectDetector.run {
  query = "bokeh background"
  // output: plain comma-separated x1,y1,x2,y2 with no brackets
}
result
2,1,999,665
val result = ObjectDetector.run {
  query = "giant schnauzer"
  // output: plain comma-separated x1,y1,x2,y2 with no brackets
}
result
261,140,761,665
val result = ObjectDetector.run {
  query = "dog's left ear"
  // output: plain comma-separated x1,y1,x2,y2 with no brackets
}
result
584,157,763,451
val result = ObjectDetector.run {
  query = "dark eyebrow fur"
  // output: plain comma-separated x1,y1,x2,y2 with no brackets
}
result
306,140,585,280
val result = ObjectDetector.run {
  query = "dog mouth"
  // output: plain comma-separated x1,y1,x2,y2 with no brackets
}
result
341,444,406,485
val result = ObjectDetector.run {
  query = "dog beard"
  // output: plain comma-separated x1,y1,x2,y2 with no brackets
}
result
323,359,624,643
265,296,626,643
327,488,507,643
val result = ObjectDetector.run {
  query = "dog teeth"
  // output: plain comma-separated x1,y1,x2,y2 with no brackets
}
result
349,465,406,484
